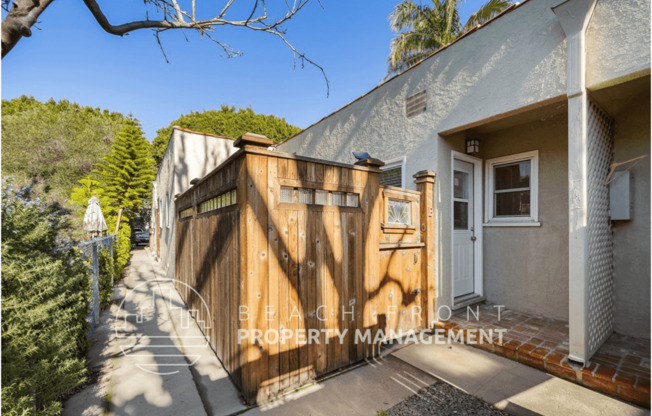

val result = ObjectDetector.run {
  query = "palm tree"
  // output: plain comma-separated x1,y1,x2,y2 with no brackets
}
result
387,0,513,77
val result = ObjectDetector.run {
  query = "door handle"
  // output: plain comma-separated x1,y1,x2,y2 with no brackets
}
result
471,236,477,241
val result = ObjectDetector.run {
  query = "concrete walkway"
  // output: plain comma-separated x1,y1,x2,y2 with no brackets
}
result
65,249,649,416
391,340,650,416
245,355,438,416
63,248,246,416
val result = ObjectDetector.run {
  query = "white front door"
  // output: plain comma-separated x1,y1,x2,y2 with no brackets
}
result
453,159,475,298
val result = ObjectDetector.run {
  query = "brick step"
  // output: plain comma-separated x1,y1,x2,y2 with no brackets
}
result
434,321,650,408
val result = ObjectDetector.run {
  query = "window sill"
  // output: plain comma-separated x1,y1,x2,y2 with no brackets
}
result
483,221,541,227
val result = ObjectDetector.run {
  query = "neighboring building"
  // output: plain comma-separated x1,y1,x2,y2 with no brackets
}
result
279,0,650,363
151,127,238,280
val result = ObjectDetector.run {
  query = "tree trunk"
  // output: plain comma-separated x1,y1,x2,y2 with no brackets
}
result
2,0,56,58
114,207,123,235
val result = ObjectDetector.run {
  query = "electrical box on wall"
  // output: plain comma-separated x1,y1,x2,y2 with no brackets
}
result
609,171,632,221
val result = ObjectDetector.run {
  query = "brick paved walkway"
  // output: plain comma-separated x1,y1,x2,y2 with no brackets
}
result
434,302,650,408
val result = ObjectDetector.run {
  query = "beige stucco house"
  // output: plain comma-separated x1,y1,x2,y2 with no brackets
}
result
279,0,650,364
152,127,238,280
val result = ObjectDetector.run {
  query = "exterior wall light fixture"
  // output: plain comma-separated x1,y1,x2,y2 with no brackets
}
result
466,138,480,155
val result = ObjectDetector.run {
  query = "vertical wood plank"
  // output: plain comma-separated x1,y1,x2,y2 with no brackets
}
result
277,208,290,392
232,207,242,388
277,158,288,179
266,158,280,397
312,163,322,183
287,159,298,181
355,211,365,360
210,216,219,359
340,212,350,367
331,211,343,369
306,210,319,381
324,165,334,184
298,161,308,182
296,210,310,385
315,211,327,374
287,210,300,387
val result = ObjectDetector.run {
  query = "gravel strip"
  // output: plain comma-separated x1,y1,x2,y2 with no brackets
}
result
384,381,509,416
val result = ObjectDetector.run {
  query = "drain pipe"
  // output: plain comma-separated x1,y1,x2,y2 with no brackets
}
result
552,0,597,366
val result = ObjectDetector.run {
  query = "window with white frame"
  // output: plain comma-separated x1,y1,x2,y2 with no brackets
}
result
485,150,539,225
380,157,406,187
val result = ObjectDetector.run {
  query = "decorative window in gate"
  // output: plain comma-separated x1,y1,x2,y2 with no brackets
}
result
179,207,193,219
380,188,419,235
387,199,411,224
199,189,237,213
280,186,359,207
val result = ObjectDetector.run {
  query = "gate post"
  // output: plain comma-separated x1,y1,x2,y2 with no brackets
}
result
414,170,436,329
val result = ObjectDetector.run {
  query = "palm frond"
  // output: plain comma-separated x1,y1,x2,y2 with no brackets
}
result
389,0,430,32
386,0,511,77
387,30,443,77
462,0,513,32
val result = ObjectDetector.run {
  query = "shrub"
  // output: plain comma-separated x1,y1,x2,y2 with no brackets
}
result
1,180,90,415
106,218,131,279
98,247,114,308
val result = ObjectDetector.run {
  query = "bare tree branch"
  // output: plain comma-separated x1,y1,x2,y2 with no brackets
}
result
2,0,328,95
154,30,171,64
2,0,56,57
218,0,236,20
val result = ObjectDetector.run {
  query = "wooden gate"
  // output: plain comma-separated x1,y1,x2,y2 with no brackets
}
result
175,134,436,403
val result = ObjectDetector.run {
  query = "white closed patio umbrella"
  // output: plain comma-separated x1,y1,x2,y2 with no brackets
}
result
83,193,108,238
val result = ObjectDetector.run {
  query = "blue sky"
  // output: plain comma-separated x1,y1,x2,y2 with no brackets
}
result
1,0,486,141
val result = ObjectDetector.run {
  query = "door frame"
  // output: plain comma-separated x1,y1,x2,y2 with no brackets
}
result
451,151,483,301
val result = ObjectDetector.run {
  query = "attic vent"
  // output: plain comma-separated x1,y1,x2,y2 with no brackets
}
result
406,90,427,118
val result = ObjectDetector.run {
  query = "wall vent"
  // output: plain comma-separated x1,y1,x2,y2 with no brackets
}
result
406,90,427,118
380,167,403,187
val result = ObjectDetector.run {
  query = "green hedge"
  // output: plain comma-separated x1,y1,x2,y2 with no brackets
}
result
1,181,90,415
98,248,114,309
113,222,131,279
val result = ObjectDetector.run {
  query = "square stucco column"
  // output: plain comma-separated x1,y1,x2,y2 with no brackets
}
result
554,0,615,364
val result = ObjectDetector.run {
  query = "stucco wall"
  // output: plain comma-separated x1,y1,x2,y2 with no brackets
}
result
281,0,651,169
279,0,568,172
153,137,176,279
587,0,651,89
610,91,651,339
277,0,649,318
481,115,569,321
154,128,238,280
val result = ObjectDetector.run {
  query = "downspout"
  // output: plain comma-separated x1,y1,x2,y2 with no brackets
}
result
552,0,597,365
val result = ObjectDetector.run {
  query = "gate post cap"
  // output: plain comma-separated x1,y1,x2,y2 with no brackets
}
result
354,158,385,169
413,170,436,183
234,133,274,148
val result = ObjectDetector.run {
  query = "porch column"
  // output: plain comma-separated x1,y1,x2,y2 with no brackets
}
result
553,0,615,364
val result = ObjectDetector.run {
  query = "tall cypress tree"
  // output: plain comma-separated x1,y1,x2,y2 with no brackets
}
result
94,119,155,232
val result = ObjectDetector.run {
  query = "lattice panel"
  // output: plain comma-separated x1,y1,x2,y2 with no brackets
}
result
586,100,615,357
